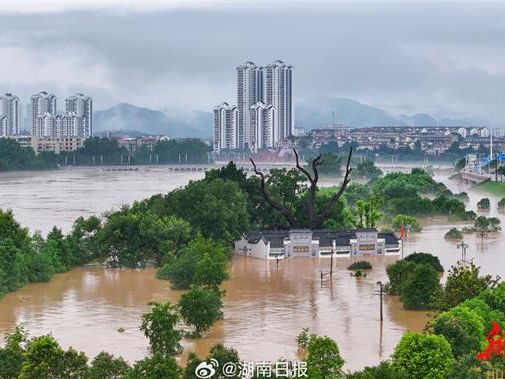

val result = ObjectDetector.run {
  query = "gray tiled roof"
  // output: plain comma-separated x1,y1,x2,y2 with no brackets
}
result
243,229,400,248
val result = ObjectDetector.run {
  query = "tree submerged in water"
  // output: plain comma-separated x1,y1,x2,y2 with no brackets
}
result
249,148,353,229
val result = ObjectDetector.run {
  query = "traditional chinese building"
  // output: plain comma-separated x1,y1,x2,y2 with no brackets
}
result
234,228,401,260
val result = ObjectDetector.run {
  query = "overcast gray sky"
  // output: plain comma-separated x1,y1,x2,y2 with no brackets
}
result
1,1,505,122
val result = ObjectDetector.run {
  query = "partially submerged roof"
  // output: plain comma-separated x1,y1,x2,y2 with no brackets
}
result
242,229,400,247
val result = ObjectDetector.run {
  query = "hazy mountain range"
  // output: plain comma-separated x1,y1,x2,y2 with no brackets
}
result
93,98,488,138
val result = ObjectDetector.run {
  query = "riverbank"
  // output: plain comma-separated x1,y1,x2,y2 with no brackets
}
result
474,181,505,197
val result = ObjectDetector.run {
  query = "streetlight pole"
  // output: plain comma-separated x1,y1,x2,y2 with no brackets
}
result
377,281,383,322
330,249,334,276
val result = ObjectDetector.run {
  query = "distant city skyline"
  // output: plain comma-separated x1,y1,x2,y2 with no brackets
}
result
3,3,505,126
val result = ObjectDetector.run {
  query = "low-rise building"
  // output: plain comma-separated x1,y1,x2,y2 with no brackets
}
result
235,228,401,260
31,137,85,154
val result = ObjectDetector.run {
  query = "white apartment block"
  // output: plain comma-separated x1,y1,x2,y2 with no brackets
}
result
30,91,57,135
30,91,92,139
34,112,57,138
214,60,293,152
236,61,263,149
34,112,86,138
250,102,276,150
0,93,21,136
66,93,93,138
213,102,238,152
263,61,293,143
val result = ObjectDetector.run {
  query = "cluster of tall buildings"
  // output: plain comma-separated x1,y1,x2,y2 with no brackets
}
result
214,60,294,152
0,91,93,139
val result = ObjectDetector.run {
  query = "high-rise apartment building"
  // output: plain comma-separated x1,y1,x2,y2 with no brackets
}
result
30,91,92,139
213,102,238,152
214,60,293,152
66,93,93,138
250,102,276,150
236,61,263,149
30,91,57,135
34,112,57,138
263,60,293,143
0,93,21,136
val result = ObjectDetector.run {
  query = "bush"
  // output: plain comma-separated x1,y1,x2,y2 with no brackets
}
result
404,252,444,273
477,198,490,210
498,197,505,210
346,361,402,378
444,228,463,241
432,306,485,358
392,215,422,232
386,260,416,295
306,335,345,378
392,332,453,379
439,264,497,311
400,264,441,310
347,261,372,271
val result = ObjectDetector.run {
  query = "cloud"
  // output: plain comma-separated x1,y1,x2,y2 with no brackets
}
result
1,2,505,124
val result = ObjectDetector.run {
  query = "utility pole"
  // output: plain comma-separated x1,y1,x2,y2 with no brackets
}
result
377,281,384,322
330,250,334,276
496,153,499,182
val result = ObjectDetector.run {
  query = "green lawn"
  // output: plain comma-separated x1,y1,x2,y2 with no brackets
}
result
474,181,505,197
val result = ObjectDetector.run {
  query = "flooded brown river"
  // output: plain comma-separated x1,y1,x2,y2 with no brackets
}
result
0,167,504,371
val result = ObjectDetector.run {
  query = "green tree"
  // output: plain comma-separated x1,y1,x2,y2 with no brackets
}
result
160,179,250,244
179,286,224,337
478,282,505,314
346,361,404,379
157,236,229,290
444,228,463,240
352,197,383,228
474,216,490,240
439,263,497,310
140,302,183,356
432,306,485,358
498,197,505,210
188,344,242,379
88,352,130,379
314,154,343,176
126,353,182,379
392,332,453,379
386,260,416,295
391,215,422,232
403,252,444,272
0,138,56,171
19,335,88,379
0,326,28,379
98,210,191,267
477,198,490,210
306,335,345,379
400,264,441,310
353,159,383,180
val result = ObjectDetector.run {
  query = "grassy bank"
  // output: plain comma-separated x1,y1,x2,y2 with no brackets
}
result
474,181,505,197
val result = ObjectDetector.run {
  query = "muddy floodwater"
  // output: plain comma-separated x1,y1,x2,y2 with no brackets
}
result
0,167,504,371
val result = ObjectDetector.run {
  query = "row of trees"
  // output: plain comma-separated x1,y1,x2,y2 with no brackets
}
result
0,210,100,298
0,137,211,172
0,138,57,172
59,137,211,166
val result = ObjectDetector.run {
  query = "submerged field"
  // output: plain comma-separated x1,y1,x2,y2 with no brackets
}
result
474,180,505,197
